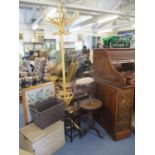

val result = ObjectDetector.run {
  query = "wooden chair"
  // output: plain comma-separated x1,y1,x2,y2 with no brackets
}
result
66,61,78,82
59,61,78,91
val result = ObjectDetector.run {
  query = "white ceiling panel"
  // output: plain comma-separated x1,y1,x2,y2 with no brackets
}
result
19,0,135,32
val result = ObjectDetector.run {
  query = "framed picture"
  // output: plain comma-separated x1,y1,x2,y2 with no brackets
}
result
19,33,23,40
22,82,55,125
34,29,44,42
45,39,56,50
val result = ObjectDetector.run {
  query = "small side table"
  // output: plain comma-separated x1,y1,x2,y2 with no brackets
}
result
80,99,104,138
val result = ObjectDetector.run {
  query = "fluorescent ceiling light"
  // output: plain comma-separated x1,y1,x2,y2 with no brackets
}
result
98,29,112,34
97,15,119,24
32,24,38,30
47,8,57,18
69,26,81,32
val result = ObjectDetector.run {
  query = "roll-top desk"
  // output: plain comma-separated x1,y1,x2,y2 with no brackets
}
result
93,48,135,140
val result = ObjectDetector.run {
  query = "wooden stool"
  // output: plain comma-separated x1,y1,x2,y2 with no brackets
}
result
64,106,82,142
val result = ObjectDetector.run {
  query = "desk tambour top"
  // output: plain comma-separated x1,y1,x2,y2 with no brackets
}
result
80,99,102,111
93,48,135,87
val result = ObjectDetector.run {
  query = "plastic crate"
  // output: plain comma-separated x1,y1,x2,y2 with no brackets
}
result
29,97,65,129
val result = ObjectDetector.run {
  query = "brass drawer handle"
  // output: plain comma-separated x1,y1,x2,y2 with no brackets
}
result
118,124,129,130
122,100,125,103
119,104,130,111
118,115,129,121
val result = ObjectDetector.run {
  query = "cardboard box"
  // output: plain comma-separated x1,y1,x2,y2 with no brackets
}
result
19,149,33,155
20,121,65,155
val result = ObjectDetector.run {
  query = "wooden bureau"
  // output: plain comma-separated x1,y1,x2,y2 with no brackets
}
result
93,48,135,140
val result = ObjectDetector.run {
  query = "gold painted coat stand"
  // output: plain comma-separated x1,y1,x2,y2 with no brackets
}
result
46,0,79,105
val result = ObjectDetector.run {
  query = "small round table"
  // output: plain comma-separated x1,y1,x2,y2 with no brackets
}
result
80,99,104,138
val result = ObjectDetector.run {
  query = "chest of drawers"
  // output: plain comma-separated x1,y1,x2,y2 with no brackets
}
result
95,81,134,140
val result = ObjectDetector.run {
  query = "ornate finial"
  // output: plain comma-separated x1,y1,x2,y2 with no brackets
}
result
46,0,79,35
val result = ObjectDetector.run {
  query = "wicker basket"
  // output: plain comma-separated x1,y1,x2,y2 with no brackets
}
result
29,97,65,129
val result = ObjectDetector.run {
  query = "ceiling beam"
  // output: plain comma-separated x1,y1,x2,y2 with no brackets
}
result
97,22,134,33
19,5,45,11
94,19,118,31
94,0,135,31
94,0,123,31
31,7,49,29
31,7,94,30
69,14,119,30
19,0,134,17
